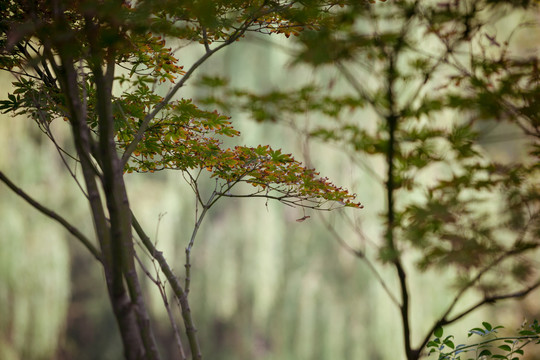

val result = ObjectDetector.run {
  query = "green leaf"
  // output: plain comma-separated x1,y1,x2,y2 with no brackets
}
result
479,349,492,357
435,327,444,338
443,340,455,349
469,328,486,337
498,345,512,351
483,322,493,331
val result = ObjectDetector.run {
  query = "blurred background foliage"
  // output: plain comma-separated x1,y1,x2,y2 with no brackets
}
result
1,2,540,360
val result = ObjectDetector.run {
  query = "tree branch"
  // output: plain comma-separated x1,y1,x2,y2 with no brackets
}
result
0,170,102,262
445,279,540,325
384,46,415,359
414,279,540,356
185,190,214,294
131,212,202,360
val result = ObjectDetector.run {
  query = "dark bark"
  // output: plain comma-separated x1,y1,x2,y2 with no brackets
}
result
80,10,160,358
42,3,155,353
91,56,161,360
384,47,414,360
57,56,148,360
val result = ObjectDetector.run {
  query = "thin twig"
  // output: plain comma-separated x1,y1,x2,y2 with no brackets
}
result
134,250,187,360
321,214,400,307
131,212,202,359
158,277,187,360
185,191,215,293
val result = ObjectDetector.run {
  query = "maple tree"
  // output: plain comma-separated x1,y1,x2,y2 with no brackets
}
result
199,0,540,359
0,1,361,359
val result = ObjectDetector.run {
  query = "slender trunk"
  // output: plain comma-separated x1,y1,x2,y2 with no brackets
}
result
91,52,161,359
384,52,414,360
54,50,149,359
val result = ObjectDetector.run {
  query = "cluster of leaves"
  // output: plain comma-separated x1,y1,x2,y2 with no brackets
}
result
125,32,186,83
115,93,362,208
427,321,540,360
401,159,540,272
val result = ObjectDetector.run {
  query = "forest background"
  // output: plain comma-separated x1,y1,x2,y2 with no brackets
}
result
1,1,539,360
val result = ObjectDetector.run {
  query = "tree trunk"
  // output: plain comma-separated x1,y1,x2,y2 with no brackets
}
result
53,48,158,359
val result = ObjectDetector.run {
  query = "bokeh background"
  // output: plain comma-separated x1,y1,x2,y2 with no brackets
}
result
1,22,539,360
